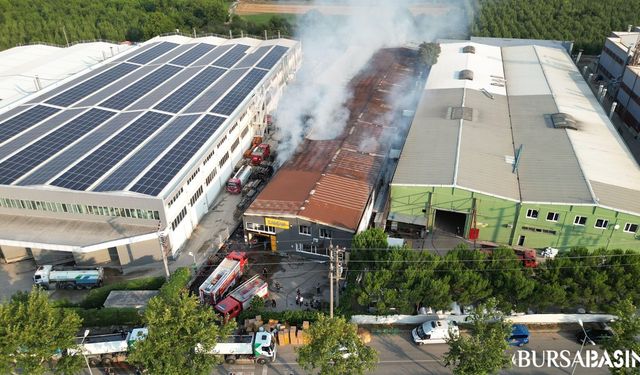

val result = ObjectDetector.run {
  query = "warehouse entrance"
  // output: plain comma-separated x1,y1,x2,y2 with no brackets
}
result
434,210,467,237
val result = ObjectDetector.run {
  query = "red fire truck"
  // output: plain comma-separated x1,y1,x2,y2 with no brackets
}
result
215,275,269,320
199,252,248,305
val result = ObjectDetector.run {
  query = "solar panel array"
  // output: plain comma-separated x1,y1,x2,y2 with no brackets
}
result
130,115,226,196
0,106,60,143
46,63,139,107
0,39,293,196
171,43,216,66
154,67,226,113
211,69,268,116
128,42,179,64
0,109,115,184
51,111,171,190
100,65,182,110
256,46,289,70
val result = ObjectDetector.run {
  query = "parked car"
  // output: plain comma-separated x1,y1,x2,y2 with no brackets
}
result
576,328,614,345
411,319,459,345
507,324,530,347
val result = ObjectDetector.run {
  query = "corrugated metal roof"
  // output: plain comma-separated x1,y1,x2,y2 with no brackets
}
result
393,88,462,186
245,169,321,215
590,180,640,216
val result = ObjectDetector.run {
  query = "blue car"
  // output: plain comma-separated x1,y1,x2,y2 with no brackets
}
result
507,324,530,347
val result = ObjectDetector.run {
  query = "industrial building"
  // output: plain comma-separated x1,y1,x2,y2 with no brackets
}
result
243,48,419,257
389,39,640,250
0,35,300,266
0,41,132,109
597,28,640,81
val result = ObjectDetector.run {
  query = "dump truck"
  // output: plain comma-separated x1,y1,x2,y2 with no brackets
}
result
33,265,104,289
67,328,147,367
209,330,277,365
251,162,274,181
199,252,248,305
243,136,263,159
226,165,253,194
249,143,271,165
215,275,269,320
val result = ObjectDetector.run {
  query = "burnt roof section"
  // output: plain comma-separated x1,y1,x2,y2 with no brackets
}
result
246,48,416,231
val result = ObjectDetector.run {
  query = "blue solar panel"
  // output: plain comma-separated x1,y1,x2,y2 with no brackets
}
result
130,115,225,196
46,63,139,107
212,45,250,68
0,106,60,143
256,45,289,70
211,69,268,116
100,65,182,110
170,44,216,67
0,109,115,185
183,69,248,114
154,67,226,113
94,115,199,192
235,46,273,69
51,112,171,190
128,42,179,64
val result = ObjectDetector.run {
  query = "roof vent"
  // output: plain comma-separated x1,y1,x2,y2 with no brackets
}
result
462,45,476,54
459,69,474,80
550,113,579,130
449,107,474,121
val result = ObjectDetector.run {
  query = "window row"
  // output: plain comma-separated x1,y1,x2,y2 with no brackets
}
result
186,168,200,185
230,138,240,152
190,186,203,206
219,152,229,168
171,207,187,231
299,225,332,239
0,197,160,221
245,222,276,234
206,168,218,185
216,135,227,149
525,209,638,232
167,187,183,208
203,149,215,165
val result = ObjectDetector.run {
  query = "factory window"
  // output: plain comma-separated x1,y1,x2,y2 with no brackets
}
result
521,226,557,235
217,135,227,149
230,138,240,152
299,225,311,236
167,188,183,208
525,209,539,219
203,149,215,165
319,228,332,239
546,212,559,222
594,219,609,229
219,152,229,168
229,122,238,134
189,186,204,206
186,168,200,185
245,222,276,234
624,223,638,233
206,168,218,185
574,216,587,226
240,125,249,139
458,69,474,80
171,207,187,231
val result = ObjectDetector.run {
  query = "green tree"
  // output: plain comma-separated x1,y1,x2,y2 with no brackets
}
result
0,287,83,375
297,315,377,375
601,298,640,375
444,298,511,375
418,42,441,66
128,288,233,374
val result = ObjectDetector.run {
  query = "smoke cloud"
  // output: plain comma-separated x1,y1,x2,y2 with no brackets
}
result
274,0,468,164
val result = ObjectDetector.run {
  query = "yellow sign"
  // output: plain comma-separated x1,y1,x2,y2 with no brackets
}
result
270,235,277,252
265,217,289,229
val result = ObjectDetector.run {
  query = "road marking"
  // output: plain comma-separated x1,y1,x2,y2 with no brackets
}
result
269,359,442,366
262,365,268,375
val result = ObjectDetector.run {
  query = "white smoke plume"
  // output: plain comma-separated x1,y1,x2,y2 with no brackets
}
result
274,0,468,164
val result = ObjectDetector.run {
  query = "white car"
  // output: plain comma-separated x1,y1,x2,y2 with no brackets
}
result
412,319,459,345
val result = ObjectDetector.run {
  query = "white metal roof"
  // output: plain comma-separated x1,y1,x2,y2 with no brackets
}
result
0,42,132,109
394,40,640,215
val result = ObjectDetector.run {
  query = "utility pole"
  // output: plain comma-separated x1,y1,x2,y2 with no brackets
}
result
329,243,334,318
157,221,171,280
335,246,340,308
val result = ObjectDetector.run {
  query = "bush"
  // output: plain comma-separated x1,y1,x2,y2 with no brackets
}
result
158,267,191,301
80,276,165,309
71,307,143,327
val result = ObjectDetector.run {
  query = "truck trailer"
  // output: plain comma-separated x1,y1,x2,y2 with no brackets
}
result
67,328,147,366
199,252,248,305
209,330,277,365
33,265,104,289
226,165,253,194
214,274,269,320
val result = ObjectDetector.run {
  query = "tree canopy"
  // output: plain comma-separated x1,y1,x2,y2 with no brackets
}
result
128,268,234,375
601,299,640,375
0,287,83,375
297,314,378,375
418,42,441,66
472,0,640,54
444,298,511,375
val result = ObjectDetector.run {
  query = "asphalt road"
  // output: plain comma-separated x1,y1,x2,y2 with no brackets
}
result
211,329,610,375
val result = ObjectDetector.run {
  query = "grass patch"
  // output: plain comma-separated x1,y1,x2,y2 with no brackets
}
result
80,276,165,309
71,307,143,327
240,13,298,25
